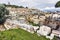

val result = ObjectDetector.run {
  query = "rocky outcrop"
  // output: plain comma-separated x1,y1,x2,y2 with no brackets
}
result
4,19,39,33
4,19,19,30
0,25,5,31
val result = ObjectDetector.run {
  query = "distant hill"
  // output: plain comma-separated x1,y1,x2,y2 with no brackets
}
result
43,7,60,12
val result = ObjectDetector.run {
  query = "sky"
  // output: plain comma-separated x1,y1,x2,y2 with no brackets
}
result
0,0,59,9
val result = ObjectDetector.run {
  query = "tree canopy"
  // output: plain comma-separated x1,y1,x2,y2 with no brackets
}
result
0,4,9,24
55,1,60,7
4,4,24,8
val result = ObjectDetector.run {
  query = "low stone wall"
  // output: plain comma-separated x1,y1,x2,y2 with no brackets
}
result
4,19,39,33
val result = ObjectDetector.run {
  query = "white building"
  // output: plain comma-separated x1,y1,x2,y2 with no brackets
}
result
37,25,51,36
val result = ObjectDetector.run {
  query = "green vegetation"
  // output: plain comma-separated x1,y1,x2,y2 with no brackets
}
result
53,36,57,40
55,1,60,7
28,21,39,26
0,4,9,24
0,29,56,40
4,4,24,8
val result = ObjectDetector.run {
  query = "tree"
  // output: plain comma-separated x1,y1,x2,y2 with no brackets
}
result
26,7,28,8
0,4,9,24
55,1,60,7
19,6,24,8
4,4,24,8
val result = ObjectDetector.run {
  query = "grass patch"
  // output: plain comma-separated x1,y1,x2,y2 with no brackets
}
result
0,29,57,40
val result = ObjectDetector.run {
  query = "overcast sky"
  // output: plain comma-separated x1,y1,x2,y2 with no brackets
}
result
0,0,59,9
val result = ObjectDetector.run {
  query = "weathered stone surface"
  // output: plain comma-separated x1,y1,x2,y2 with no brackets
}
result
37,25,51,36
